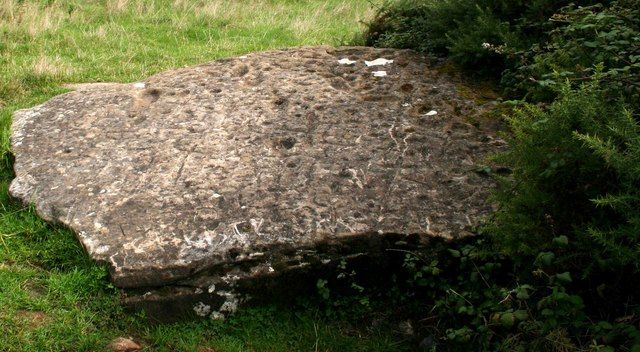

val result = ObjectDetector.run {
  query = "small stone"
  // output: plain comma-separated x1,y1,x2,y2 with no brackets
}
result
372,71,387,77
198,348,218,352
365,58,394,66
338,58,356,65
425,110,438,116
133,82,145,89
210,311,225,320
107,337,141,352
193,302,212,317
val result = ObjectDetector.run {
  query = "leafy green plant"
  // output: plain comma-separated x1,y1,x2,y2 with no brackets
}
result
503,1,640,106
388,235,640,350
492,79,640,273
316,259,374,319
364,0,602,75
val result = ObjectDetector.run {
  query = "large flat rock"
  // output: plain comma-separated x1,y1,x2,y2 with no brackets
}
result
10,47,499,293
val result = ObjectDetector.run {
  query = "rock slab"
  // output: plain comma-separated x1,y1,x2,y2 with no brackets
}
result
10,47,498,294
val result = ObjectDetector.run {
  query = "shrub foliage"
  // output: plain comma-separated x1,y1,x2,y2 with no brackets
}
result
363,0,640,350
493,80,640,272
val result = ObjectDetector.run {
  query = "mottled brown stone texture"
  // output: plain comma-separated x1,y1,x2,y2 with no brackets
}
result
10,47,500,303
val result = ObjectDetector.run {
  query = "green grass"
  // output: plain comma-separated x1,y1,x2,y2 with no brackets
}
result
0,1,411,351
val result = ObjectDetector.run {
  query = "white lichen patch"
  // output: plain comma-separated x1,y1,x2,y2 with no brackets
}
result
249,219,264,234
372,71,387,77
95,245,110,254
221,274,241,285
133,82,146,89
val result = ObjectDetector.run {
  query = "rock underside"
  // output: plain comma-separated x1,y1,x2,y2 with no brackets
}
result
10,46,502,320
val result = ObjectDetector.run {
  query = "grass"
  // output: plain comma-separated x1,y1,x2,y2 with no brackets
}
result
0,1,411,351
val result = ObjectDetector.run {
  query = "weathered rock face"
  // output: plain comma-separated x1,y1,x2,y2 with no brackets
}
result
10,47,500,316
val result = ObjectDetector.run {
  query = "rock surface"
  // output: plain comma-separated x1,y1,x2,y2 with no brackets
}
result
107,337,142,352
10,47,499,296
